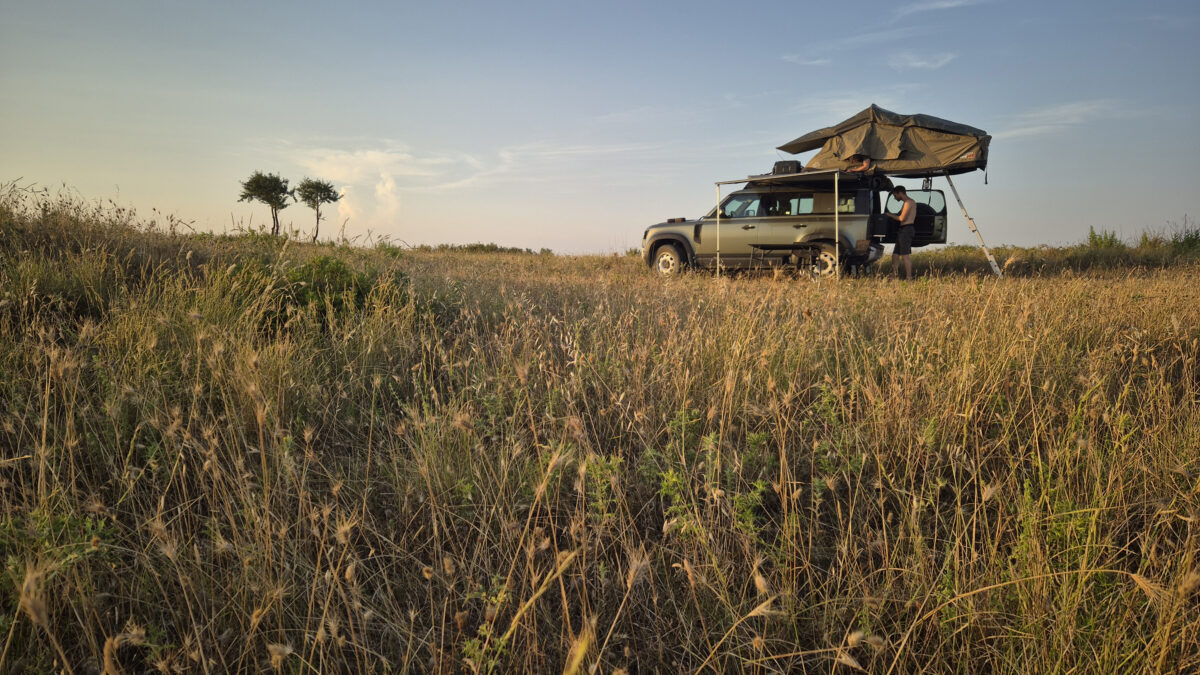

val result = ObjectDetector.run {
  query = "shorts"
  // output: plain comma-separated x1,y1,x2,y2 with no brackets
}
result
895,225,915,256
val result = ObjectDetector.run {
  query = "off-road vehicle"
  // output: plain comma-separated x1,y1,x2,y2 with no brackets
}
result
641,162,949,277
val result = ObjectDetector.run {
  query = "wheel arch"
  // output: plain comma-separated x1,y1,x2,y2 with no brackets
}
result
796,233,857,257
646,234,696,267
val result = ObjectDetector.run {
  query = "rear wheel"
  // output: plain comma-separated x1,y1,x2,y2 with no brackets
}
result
653,243,685,277
811,243,839,277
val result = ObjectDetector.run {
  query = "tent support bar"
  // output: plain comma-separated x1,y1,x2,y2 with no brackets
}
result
945,174,1002,278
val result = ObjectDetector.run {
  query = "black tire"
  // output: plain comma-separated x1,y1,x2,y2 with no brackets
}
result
652,243,685,278
811,243,840,277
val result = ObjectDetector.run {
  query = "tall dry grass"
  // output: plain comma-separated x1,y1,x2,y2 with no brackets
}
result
1,185,1198,673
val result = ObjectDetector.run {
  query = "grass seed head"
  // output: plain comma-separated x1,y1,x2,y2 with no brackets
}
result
1132,573,1169,604
19,561,50,628
981,483,1000,503
835,651,865,671
1178,569,1200,598
625,547,650,589
752,557,770,596
266,643,293,671
335,516,356,545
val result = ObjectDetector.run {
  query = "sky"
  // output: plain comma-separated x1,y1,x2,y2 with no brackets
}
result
2,0,1198,253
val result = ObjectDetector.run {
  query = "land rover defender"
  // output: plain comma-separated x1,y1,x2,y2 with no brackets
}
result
641,163,949,277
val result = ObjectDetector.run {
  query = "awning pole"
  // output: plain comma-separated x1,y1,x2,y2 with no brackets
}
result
834,171,840,280
715,183,722,276
945,174,1002,278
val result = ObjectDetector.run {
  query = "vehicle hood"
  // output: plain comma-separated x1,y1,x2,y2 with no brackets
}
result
647,218,700,230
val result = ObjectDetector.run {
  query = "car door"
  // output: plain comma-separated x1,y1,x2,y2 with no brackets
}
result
756,192,816,250
882,190,948,246
694,193,761,267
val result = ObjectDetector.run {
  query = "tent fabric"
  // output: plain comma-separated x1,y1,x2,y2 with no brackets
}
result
778,104,990,177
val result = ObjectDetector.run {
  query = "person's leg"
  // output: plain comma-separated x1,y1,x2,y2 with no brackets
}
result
894,227,913,279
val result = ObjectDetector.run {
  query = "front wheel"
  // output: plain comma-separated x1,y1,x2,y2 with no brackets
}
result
653,243,685,277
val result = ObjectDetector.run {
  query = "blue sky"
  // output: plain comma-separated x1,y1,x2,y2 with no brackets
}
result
2,0,1198,252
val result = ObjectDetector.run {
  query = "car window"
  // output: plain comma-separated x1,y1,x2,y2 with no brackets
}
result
787,195,814,215
837,195,855,214
721,195,761,218
886,190,946,214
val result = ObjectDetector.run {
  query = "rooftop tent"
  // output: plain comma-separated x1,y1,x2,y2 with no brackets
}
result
778,104,990,177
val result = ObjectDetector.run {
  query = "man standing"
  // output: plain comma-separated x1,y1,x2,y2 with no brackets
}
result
887,185,916,280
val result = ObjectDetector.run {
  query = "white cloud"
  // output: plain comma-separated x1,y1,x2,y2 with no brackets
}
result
993,124,1061,139
790,97,880,121
405,141,662,193
786,84,926,123
334,186,356,237
888,51,957,70
783,56,831,66
833,26,924,48
1017,101,1118,126
374,173,400,223
994,100,1125,139
290,143,459,236
786,26,922,68
593,105,674,125
282,139,673,240
295,146,454,185
895,0,987,18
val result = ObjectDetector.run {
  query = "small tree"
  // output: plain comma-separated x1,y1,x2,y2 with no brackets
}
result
295,178,341,243
239,171,292,236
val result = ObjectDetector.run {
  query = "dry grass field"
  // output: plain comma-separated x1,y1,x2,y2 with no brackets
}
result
2,186,1198,673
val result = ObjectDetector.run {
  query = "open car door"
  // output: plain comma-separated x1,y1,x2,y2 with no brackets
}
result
881,190,948,247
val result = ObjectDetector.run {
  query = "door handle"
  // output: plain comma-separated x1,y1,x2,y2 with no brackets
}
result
741,224,756,230
792,224,807,229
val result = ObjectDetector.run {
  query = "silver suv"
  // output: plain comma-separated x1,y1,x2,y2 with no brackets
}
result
641,164,948,276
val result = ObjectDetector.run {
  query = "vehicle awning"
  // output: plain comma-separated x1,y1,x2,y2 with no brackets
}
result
778,104,990,177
